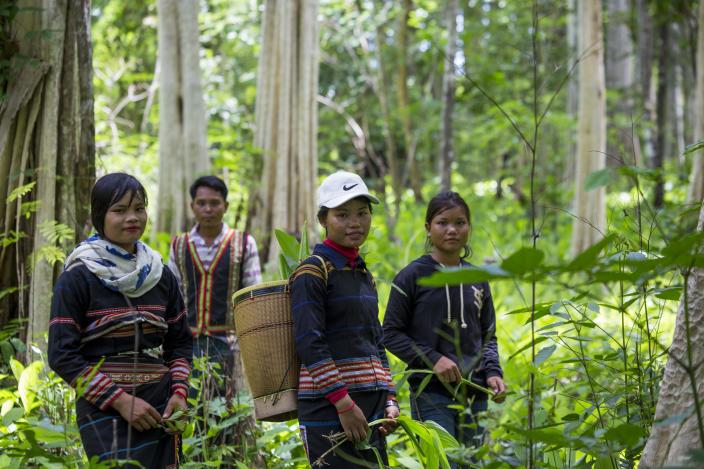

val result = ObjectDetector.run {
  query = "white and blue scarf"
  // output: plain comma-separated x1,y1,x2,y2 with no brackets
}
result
65,234,164,298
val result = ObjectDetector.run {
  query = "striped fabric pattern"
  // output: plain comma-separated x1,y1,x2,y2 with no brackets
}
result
298,357,395,398
169,358,191,398
72,366,125,411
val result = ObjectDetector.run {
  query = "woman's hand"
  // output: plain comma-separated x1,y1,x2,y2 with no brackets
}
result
335,396,369,443
162,394,188,434
379,404,400,436
112,392,162,432
487,376,507,403
433,356,462,384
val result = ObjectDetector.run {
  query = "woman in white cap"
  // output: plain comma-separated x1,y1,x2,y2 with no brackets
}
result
290,171,399,467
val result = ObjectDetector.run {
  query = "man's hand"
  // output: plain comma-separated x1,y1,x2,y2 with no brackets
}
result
433,356,462,384
112,392,162,432
487,376,507,403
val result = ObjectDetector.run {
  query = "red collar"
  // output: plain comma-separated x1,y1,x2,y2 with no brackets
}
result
323,239,359,267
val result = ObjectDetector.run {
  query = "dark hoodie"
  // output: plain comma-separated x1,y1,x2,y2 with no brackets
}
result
383,254,502,399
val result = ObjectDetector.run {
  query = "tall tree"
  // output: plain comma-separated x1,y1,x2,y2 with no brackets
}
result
636,0,655,166
155,0,209,235
249,0,319,264
604,0,634,160
0,0,95,346
439,0,458,192
571,0,606,254
640,200,704,467
396,0,422,201
652,6,671,209
687,0,704,203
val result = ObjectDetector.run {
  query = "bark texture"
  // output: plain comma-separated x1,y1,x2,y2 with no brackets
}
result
0,0,95,347
640,201,704,467
571,0,606,254
155,0,209,235
439,0,458,192
250,0,319,264
687,0,704,203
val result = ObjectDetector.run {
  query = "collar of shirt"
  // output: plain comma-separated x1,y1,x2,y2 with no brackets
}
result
314,243,366,270
189,223,230,247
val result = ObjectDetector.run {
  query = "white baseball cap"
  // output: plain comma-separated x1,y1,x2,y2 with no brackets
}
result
317,171,380,208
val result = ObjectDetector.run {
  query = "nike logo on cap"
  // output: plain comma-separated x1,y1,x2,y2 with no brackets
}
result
342,184,358,191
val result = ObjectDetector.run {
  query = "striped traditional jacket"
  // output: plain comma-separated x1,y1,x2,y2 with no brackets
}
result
48,263,192,411
290,243,395,401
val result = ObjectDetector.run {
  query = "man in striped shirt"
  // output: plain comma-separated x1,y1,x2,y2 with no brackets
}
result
167,175,262,403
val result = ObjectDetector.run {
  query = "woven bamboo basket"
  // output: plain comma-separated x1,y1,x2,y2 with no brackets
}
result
233,280,299,422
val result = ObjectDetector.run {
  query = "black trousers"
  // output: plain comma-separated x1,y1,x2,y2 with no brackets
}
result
298,391,389,468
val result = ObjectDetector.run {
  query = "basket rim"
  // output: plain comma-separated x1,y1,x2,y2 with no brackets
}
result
233,279,289,301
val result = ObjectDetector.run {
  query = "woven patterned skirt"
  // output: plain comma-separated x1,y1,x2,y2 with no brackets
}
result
76,356,181,469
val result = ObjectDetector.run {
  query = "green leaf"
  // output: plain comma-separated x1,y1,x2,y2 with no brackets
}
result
603,423,645,448
418,264,510,287
6,181,35,203
18,361,42,411
274,229,300,262
423,420,460,449
508,337,549,361
2,407,23,426
584,168,611,191
534,344,557,367
565,234,616,271
655,287,682,301
683,139,704,156
500,247,544,275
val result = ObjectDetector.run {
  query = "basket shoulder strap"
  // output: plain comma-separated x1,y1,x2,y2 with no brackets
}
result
310,255,328,284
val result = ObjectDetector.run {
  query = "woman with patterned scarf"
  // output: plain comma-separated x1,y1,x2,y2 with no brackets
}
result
48,173,192,468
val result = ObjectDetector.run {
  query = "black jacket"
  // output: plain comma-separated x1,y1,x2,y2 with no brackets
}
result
383,255,502,398
291,243,395,400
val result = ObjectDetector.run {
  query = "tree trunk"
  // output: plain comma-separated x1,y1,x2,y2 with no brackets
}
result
439,0,458,192
564,0,578,183
373,23,402,239
250,0,319,265
640,201,704,467
636,0,655,167
604,0,634,161
155,0,209,235
687,0,704,203
652,14,670,209
571,0,606,255
396,0,422,202
0,0,95,347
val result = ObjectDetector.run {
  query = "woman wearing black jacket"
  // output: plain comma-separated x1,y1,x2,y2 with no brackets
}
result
383,191,506,461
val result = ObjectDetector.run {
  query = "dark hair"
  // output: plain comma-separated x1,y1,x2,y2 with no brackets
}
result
91,173,148,237
189,175,228,202
425,191,472,258
317,197,373,224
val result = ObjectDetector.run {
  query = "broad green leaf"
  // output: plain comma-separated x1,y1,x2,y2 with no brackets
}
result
423,420,460,449
655,287,682,301
274,229,300,262
9,358,23,382
584,168,611,191
418,264,510,287
298,221,309,260
565,234,616,271
18,361,42,411
534,344,557,367
501,247,544,275
508,337,549,361
603,423,645,448
2,406,23,426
